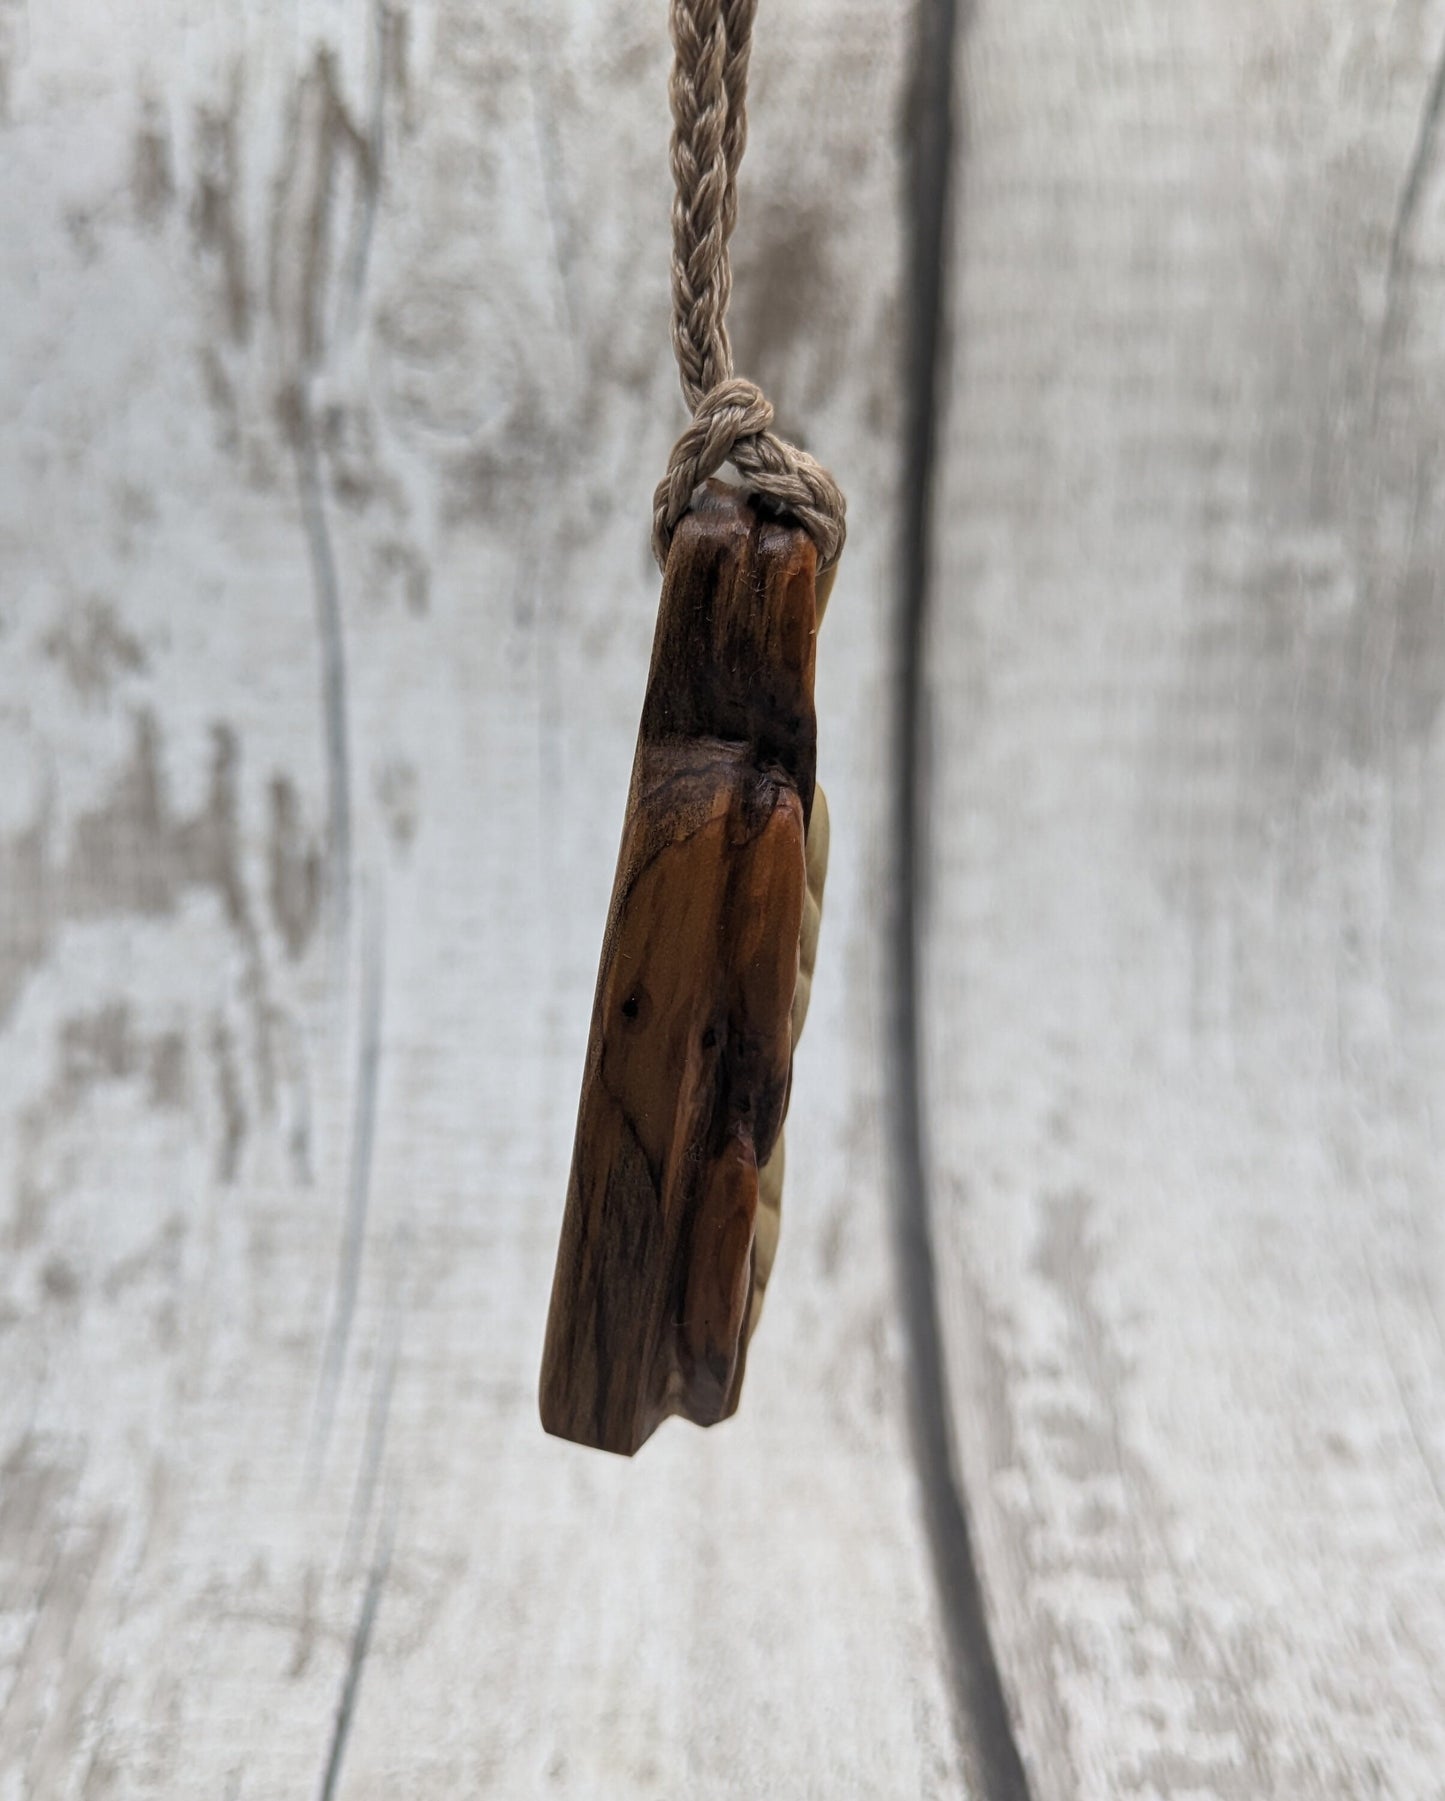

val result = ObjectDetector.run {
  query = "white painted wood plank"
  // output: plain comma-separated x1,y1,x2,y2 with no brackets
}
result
926,3,1445,1796
0,4,962,1795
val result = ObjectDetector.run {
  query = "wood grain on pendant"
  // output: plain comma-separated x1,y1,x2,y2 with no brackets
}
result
540,482,832,1455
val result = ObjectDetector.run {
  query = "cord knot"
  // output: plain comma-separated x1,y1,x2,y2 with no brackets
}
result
654,1,846,577
652,376,847,573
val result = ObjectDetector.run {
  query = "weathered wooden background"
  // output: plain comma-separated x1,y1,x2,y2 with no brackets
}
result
2,1,1443,1797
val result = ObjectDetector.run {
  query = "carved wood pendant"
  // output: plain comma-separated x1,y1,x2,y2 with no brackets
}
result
539,483,832,1455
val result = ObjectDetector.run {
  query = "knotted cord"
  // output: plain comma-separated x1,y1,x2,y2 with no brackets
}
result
652,0,847,572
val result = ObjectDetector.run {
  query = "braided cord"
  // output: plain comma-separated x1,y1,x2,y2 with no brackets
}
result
652,0,846,571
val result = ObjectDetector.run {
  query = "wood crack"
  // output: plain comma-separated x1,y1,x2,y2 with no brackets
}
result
292,401,353,935
342,1229,406,1568
894,0,1033,1793
1380,22,1445,360
315,1504,395,1801
312,878,386,1467
336,0,388,336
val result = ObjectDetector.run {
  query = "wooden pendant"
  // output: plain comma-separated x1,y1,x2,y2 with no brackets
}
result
539,482,832,1455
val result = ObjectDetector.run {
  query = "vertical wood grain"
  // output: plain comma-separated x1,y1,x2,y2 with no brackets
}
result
0,3,964,1795
925,3,1445,1795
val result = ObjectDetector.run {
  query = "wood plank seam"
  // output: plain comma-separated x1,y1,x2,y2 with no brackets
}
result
896,0,1034,1793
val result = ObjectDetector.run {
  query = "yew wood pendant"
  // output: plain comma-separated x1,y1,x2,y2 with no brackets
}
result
540,483,831,1454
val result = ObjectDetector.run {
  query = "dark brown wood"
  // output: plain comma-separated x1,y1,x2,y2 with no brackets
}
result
540,484,819,1454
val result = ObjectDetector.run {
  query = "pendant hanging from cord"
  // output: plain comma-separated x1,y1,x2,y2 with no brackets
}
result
540,0,846,1456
